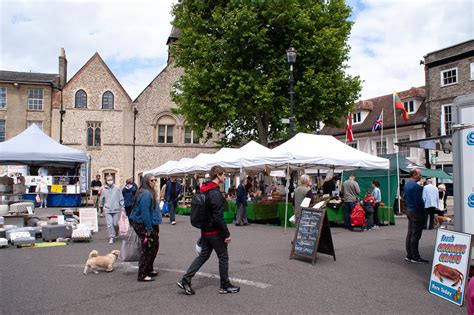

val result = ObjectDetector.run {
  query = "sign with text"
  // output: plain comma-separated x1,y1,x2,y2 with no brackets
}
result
290,207,336,265
429,230,472,306
25,176,53,186
79,208,99,232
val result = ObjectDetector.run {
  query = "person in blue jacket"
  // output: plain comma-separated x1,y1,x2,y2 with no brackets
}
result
122,177,138,217
129,173,162,282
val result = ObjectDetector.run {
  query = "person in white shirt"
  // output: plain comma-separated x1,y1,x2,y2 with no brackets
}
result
422,179,439,230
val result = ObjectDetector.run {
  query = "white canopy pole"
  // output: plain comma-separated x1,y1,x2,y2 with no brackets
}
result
284,162,290,234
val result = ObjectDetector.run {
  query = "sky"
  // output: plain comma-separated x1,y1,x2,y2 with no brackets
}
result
0,0,473,101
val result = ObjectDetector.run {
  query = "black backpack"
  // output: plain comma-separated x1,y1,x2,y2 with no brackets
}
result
190,192,209,228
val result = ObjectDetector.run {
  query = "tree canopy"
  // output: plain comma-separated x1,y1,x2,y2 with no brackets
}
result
171,0,361,146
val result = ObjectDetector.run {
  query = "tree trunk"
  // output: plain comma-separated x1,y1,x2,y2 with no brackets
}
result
256,113,269,147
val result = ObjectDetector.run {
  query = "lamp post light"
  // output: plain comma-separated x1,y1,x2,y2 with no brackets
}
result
132,103,138,181
286,45,297,138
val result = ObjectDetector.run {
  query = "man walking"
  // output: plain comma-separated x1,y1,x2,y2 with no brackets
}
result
177,165,240,295
341,174,360,230
100,176,125,244
235,178,249,226
404,168,429,263
165,176,182,225
91,175,103,216
422,179,439,230
293,175,313,223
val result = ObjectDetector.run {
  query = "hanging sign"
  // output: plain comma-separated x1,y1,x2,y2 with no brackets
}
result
428,229,472,306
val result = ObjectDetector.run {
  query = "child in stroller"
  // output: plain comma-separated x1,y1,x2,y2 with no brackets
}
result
362,190,375,231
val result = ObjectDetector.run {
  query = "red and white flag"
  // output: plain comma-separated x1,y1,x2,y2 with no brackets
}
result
345,112,354,142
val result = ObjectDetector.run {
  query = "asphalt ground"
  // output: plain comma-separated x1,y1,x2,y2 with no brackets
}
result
0,209,465,314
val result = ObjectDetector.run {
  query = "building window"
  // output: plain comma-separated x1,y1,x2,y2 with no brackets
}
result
75,90,87,108
403,100,415,114
441,105,452,135
398,137,410,157
347,141,357,149
27,88,43,110
102,91,114,109
376,140,387,156
440,68,458,86
158,124,174,144
352,112,362,124
184,126,199,144
87,122,101,147
0,120,5,142
27,120,43,130
0,87,6,109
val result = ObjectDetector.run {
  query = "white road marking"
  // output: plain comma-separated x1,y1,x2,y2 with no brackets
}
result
59,262,271,289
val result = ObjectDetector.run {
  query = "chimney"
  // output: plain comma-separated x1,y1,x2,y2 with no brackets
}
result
59,48,67,89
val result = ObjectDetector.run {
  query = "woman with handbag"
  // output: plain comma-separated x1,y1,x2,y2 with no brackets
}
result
129,174,162,282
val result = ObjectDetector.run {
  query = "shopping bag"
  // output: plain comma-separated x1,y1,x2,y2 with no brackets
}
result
118,211,130,236
162,201,169,214
35,194,41,203
119,229,141,261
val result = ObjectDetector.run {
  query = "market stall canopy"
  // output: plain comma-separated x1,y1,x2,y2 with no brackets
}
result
144,160,179,176
240,133,390,170
0,124,88,164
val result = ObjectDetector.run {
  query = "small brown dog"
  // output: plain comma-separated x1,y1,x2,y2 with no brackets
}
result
83,249,120,275
434,216,452,228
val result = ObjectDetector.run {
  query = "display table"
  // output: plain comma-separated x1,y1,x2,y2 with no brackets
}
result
325,204,395,225
3,214,33,227
22,193,82,207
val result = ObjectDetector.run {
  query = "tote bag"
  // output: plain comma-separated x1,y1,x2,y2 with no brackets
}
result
119,229,141,261
118,211,130,236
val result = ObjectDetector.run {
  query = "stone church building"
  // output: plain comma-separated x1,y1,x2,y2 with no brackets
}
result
52,28,217,186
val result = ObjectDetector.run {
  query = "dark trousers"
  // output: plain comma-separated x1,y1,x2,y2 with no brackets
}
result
406,211,424,260
235,203,248,225
373,202,380,225
131,222,159,280
425,207,436,230
183,233,229,286
125,206,133,217
344,202,356,229
365,210,374,229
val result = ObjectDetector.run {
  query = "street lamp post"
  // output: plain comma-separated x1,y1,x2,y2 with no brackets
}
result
132,104,138,181
286,46,297,138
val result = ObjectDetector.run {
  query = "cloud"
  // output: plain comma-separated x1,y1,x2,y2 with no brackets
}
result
347,0,473,99
0,0,177,99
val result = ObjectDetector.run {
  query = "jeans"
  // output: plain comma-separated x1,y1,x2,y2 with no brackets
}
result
235,203,248,225
344,202,356,229
425,207,436,229
373,202,380,225
365,210,374,229
183,233,229,286
105,212,120,238
406,211,424,260
168,202,176,223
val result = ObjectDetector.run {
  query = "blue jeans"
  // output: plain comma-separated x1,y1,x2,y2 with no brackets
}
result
344,202,356,229
168,202,176,223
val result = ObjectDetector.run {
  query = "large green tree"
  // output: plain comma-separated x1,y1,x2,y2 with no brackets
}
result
171,0,361,146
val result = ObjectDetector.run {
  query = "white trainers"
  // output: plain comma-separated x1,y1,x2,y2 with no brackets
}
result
108,238,114,244
171,221,176,225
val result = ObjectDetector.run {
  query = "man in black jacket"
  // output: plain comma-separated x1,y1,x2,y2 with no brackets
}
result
177,165,240,295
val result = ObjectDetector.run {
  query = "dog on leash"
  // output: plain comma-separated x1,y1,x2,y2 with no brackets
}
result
434,216,452,228
83,250,120,275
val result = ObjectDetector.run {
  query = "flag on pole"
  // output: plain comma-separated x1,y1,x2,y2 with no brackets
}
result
345,112,354,142
393,92,408,122
372,109,383,132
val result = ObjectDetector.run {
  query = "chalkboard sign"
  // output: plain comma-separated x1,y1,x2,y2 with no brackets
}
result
290,207,336,265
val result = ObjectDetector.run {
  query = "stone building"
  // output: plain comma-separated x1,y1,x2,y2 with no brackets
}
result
53,50,134,185
132,27,218,179
423,39,474,171
320,87,427,166
0,69,60,141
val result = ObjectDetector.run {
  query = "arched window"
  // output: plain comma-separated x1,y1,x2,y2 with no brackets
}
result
102,91,114,109
87,122,101,147
156,115,176,144
75,90,87,108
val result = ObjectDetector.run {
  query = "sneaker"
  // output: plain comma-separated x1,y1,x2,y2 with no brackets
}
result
411,257,429,264
171,221,176,225
108,238,114,244
404,256,412,262
218,283,240,294
177,279,195,295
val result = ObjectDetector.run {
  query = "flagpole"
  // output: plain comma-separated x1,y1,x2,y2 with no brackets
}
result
393,93,402,218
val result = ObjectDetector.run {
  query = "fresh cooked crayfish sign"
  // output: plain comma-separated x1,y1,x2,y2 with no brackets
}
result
433,263,464,286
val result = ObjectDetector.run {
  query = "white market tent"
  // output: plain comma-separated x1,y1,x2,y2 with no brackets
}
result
240,133,389,170
144,160,180,176
0,124,88,165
